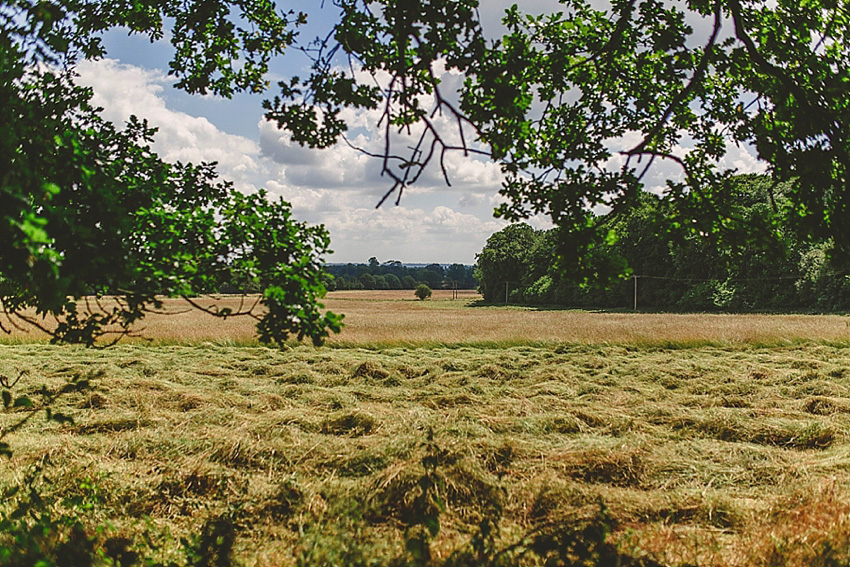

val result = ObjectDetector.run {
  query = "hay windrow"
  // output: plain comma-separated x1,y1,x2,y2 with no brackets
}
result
3,303,850,564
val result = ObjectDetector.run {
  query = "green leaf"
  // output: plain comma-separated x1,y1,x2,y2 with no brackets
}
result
13,396,33,408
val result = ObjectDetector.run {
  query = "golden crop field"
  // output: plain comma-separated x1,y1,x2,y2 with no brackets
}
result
5,290,850,346
2,293,850,566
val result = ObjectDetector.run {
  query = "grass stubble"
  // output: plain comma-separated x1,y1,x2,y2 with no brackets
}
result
2,292,850,564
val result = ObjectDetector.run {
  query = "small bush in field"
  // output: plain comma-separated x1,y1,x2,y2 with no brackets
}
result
415,285,432,301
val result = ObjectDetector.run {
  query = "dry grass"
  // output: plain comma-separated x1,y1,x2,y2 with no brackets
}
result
4,293,850,564
4,290,849,347
4,339,850,565
325,291,850,346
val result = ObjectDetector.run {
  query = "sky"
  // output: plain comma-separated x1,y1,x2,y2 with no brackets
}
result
74,1,762,265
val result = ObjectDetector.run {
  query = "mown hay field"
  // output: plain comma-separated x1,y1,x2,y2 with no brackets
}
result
3,292,850,565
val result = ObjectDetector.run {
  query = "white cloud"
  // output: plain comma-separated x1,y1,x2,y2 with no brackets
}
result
322,205,507,263
720,141,767,175
75,57,511,262
75,58,264,190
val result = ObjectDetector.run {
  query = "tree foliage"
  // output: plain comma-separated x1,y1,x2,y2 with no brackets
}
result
476,175,850,311
267,0,850,280
414,284,432,301
1,0,340,345
327,259,477,290
474,224,545,303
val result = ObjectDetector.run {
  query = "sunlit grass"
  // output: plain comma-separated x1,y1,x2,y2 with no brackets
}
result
4,290,850,347
2,340,850,565
3,293,850,564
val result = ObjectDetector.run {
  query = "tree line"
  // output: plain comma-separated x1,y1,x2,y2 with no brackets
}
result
326,258,477,291
475,175,850,312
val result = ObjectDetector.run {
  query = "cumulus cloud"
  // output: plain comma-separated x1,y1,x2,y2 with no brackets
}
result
720,141,767,175
75,58,265,191
256,59,502,197
258,113,500,195
75,57,510,262
321,204,507,263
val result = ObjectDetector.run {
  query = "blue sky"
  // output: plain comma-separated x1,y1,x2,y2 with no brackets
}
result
76,3,522,266
76,1,762,265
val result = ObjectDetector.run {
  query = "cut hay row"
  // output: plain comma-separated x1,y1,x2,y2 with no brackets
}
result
3,340,850,565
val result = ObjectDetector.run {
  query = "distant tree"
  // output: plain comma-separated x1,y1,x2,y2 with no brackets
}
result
445,264,477,288
368,257,380,269
414,284,432,301
384,274,402,289
424,263,445,278
359,273,377,289
401,275,418,290
445,264,465,284
416,269,443,289
373,275,389,290
382,260,404,275
475,224,545,303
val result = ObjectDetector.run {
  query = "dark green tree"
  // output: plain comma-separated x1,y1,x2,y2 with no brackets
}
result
384,273,402,289
424,264,445,278
359,273,377,290
401,275,418,290
416,269,443,289
445,263,476,289
475,223,545,303
478,175,850,311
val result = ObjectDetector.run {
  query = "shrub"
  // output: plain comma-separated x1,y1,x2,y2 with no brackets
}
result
415,284,432,301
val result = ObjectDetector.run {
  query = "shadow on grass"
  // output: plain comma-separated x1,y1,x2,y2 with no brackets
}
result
466,299,850,316
466,299,636,313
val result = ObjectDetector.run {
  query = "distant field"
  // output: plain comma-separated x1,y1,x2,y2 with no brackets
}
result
2,293,850,565
3,290,850,346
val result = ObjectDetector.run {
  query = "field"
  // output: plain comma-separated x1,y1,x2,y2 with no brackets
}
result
6,290,850,347
3,292,850,565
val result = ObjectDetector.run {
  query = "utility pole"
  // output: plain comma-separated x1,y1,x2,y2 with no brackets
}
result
505,281,509,304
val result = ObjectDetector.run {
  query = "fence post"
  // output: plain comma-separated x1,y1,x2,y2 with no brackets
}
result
633,275,638,311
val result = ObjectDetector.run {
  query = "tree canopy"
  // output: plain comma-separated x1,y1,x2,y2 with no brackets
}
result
266,0,850,281
475,175,850,311
1,0,340,345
